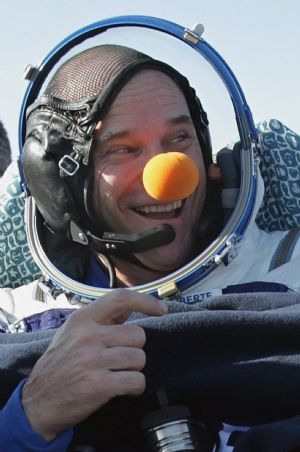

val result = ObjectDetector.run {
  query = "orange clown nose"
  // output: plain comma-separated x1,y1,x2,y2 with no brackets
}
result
142,152,200,202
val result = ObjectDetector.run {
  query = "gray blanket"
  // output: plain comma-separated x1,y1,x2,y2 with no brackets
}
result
1,292,300,451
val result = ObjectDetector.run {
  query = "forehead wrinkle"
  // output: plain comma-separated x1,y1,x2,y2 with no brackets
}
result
119,80,161,97
113,88,186,110
114,69,186,102
109,95,190,122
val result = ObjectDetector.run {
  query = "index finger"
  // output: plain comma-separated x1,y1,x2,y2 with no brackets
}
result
79,288,167,325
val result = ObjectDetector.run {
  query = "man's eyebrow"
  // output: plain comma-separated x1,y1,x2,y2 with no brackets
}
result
95,115,193,144
166,115,193,126
95,130,132,144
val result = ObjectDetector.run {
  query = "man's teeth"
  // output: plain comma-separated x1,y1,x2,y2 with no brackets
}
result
135,200,182,214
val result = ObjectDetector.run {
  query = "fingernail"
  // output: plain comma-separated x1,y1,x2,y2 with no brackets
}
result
158,300,168,314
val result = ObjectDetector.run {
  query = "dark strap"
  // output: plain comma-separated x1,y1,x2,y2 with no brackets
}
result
269,227,300,271
223,281,289,294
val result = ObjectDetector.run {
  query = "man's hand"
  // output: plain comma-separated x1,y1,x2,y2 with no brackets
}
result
21,289,167,441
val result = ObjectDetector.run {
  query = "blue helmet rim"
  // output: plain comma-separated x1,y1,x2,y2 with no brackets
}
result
20,15,259,300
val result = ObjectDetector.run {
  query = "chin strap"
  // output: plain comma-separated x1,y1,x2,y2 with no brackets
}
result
87,224,176,286
69,221,176,255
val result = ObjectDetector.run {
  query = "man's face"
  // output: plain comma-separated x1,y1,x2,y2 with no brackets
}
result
91,69,206,273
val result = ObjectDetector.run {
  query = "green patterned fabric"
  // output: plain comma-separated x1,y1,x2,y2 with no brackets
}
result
256,119,300,231
0,162,41,288
0,119,299,289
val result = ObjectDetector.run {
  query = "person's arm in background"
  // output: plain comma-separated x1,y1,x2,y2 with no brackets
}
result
0,380,73,451
0,327,68,451
0,119,11,177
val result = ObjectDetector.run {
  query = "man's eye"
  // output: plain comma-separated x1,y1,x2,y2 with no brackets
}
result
170,132,188,143
110,147,136,155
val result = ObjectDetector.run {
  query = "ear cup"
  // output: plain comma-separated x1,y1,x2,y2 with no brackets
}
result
22,136,79,234
216,146,241,222
22,108,81,236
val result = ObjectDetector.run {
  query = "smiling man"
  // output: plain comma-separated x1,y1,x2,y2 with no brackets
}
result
21,44,218,290
90,69,207,286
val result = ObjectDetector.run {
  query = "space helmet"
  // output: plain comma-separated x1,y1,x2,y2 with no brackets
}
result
19,16,259,301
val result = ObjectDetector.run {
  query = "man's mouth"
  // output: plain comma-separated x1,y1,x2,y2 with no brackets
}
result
133,200,183,219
